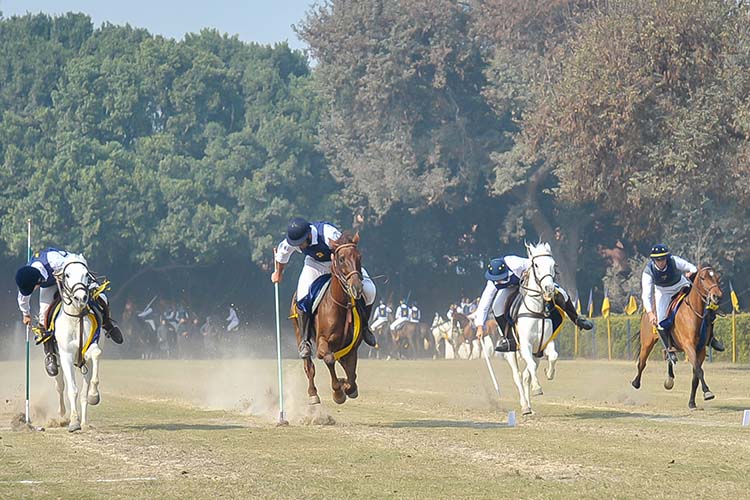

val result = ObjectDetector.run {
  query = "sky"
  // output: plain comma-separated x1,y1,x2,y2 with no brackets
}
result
0,0,317,50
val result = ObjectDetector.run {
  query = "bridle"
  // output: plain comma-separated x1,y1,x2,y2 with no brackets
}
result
55,260,93,315
685,266,722,319
331,243,362,303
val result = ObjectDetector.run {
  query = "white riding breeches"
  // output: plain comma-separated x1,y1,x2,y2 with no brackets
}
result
653,277,691,324
390,317,408,331
296,256,376,305
38,285,58,327
371,317,387,330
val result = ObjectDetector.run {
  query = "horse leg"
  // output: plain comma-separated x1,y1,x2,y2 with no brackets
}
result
504,352,530,415
59,351,81,432
664,362,675,390
519,344,542,396
632,329,657,390
695,349,714,401
80,359,92,428
320,340,346,404
87,344,102,406
544,342,558,381
339,354,359,399
683,345,699,409
55,371,66,418
303,356,320,405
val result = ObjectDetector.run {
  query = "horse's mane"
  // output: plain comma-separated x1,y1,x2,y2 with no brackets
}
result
334,232,357,246
452,312,470,327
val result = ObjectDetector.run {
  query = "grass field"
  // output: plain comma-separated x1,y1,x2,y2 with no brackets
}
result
1,354,749,499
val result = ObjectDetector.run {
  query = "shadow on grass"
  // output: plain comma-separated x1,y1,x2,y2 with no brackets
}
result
378,420,508,429
120,423,247,431
572,409,673,420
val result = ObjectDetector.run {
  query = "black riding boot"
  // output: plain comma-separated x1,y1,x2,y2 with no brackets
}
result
658,328,678,364
42,337,59,377
710,336,725,352
97,297,123,344
493,316,517,353
298,308,314,359
358,299,377,347
557,294,593,330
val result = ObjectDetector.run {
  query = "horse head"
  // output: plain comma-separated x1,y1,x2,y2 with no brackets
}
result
525,241,557,301
54,254,92,312
330,232,363,300
694,265,723,307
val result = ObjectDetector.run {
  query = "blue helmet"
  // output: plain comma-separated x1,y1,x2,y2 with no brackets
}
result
649,244,670,259
286,217,311,246
485,257,509,282
16,266,43,296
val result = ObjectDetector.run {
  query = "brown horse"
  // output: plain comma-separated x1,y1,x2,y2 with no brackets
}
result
451,312,496,359
390,321,433,359
290,233,365,405
631,265,723,409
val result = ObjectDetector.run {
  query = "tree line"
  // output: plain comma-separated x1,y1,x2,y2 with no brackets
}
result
1,1,749,317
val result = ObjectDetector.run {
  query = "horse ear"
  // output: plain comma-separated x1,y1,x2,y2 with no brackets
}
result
353,232,360,245
544,242,551,252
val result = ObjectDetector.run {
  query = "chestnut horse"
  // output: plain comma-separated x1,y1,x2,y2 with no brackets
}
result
290,233,366,405
631,265,722,409
451,312,495,360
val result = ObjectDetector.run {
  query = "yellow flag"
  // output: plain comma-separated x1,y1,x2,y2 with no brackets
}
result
625,295,638,316
601,291,611,318
730,282,740,312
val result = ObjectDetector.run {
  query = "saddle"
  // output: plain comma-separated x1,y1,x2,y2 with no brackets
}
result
296,274,332,316
658,286,690,333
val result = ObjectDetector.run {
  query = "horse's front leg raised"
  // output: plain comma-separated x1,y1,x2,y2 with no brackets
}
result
339,353,359,399
86,344,102,406
58,351,81,432
319,338,346,404
544,341,558,381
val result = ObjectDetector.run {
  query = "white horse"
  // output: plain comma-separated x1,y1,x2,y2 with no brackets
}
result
430,314,456,359
503,242,560,415
52,254,104,432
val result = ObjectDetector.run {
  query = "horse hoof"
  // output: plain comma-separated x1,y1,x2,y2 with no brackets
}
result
532,388,543,397
308,395,321,405
68,422,81,433
664,378,674,391
703,391,715,401
688,403,697,410
631,379,641,390
346,388,359,399
87,394,100,406
521,407,533,416
332,392,347,405
546,369,555,381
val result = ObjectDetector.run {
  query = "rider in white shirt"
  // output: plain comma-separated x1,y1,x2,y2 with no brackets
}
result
474,256,593,352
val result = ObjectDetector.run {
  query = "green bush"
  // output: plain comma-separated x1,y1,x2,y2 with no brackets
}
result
549,313,750,363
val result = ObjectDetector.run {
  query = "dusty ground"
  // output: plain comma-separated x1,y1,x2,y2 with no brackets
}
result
1,354,749,499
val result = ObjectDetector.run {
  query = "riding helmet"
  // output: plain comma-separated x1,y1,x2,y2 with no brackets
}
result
649,244,670,259
485,257,510,282
15,266,43,296
286,217,311,246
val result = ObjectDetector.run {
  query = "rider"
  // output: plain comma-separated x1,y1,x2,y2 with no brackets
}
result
475,255,594,352
390,299,410,332
641,244,725,363
271,217,377,358
15,247,124,377
370,300,391,331
409,301,421,323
